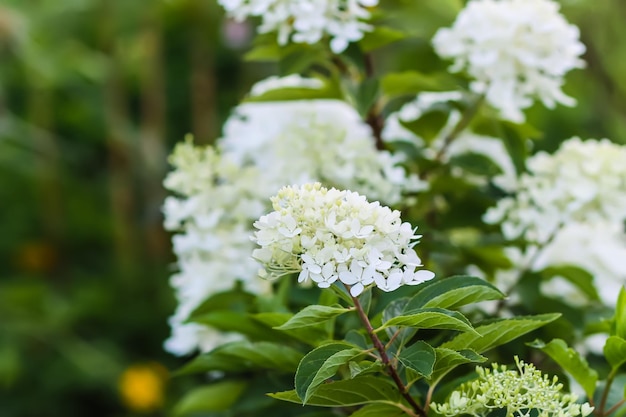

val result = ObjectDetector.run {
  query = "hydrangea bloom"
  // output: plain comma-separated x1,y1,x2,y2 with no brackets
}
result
163,77,422,355
485,138,626,244
478,138,626,317
432,0,585,122
217,0,378,53
431,357,594,417
252,183,435,296
249,74,324,97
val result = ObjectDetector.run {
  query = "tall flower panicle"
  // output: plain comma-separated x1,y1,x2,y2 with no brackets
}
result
252,183,435,296
431,357,594,417
432,0,585,122
217,0,379,53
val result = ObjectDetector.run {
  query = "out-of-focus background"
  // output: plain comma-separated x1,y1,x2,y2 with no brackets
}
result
0,1,624,416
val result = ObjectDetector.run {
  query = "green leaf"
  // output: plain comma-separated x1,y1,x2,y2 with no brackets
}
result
381,71,458,97
449,152,503,176
348,403,407,417
348,360,384,378
400,108,449,143
382,308,477,334
188,289,255,319
253,312,328,345
604,336,626,370
528,338,598,398
382,298,416,349
359,26,407,52
396,341,436,379
295,343,359,403
191,311,285,342
303,348,365,404
429,348,487,383
173,380,247,416
244,43,281,62
355,78,380,118
540,266,599,301
275,305,352,330
404,275,505,311
441,314,560,354
615,287,626,339
176,341,303,375
270,376,401,407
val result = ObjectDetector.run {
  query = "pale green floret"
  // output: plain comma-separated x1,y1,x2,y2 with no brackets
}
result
431,357,594,417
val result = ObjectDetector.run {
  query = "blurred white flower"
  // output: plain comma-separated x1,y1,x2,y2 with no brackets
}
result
252,183,435,296
217,0,378,53
249,74,324,97
163,77,423,355
485,138,626,244
482,138,626,311
432,0,585,122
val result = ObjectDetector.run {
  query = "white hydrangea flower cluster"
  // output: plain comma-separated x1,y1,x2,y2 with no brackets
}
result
217,0,378,53
163,139,274,355
432,0,585,122
163,77,422,355
485,138,626,244
252,183,435,296
431,357,594,417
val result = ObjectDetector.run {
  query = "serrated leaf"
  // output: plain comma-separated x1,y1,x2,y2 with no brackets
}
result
269,376,401,407
275,305,351,330
396,341,435,379
615,287,626,339
404,275,505,311
303,348,365,404
348,403,407,417
604,336,626,370
381,71,458,97
528,338,598,398
429,348,487,383
295,343,355,402
441,314,560,354
173,380,247,416
359,26,407,52
382,307,477,334
176,341,303,375
348,360,384,378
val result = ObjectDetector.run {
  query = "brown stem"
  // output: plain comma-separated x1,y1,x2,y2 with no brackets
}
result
599,369,618,416
348,286,427,417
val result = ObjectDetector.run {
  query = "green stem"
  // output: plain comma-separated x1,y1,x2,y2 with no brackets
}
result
348,286,427,417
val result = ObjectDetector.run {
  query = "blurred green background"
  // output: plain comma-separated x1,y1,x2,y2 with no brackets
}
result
0,0,624,416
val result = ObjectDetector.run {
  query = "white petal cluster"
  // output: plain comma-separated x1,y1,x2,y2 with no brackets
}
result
432,0,585,122
252,183,435,296
163,77,422,355
431,357,594,417
485,138,626,244
221,99,425,204
480,138,626,313
217,0,378,53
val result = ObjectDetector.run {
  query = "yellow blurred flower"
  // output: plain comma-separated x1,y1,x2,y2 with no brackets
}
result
119,363,168,413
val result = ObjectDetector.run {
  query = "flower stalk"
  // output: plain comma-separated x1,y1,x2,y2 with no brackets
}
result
348,286,427,417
